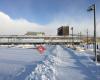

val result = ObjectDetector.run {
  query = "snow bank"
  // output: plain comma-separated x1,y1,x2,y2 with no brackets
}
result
25,45,98,80
25,56,56,80
25,46,57,80
25,45,66,80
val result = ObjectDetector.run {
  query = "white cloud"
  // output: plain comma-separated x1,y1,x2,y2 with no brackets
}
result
45,13,100,37
0,12,100,36
0,12,45,35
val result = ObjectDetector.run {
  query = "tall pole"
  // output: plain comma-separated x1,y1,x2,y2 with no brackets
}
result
87,4,97,63
93,4,97,63
87,29,88,49
71,27,74,47
80,32,81,44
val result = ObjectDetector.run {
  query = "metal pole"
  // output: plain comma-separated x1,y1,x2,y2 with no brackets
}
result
93,4,97,63
80,32,81,44
87,4,97,63
87,29,88,49
71,27,74,47
78,32,80,45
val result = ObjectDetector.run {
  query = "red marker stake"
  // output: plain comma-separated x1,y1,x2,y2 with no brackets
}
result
37,45,46,54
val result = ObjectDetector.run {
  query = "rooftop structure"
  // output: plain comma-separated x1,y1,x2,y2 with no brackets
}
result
25,32,45,36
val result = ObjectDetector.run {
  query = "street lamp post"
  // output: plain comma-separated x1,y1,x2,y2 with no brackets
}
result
71,27,74,47
87,29,88,49
79,32,82,44
87,4,97,63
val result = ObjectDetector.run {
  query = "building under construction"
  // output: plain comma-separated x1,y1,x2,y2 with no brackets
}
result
57,26,69,36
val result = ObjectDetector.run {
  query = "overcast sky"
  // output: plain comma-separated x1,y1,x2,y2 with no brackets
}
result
0,0,100,36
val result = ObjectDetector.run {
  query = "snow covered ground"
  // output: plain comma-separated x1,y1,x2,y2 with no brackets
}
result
0,45,99,80
26,45,99,80
0,47,46,80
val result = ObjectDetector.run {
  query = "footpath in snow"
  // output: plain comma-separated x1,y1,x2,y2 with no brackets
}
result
26,45,98,80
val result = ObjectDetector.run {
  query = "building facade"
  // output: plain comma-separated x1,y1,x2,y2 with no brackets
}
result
25,32,45,36
57,26,69,36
